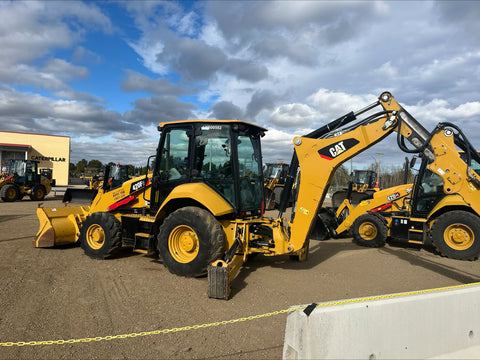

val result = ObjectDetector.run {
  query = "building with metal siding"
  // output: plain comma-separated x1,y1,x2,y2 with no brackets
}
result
0,131,70,186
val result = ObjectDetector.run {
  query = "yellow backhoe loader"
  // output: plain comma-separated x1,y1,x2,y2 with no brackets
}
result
320,183,413,243
34,92,480,299
347,151,480,259
1,160,53,202
321,157,414,245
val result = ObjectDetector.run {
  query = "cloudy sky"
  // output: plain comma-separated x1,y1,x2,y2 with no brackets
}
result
1,1,480,172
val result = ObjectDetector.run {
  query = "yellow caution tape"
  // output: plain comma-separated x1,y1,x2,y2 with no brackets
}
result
1,282,479,347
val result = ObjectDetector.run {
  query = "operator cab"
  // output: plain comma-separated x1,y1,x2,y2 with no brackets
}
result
264,163,289,184
411,150,480,216
9,160,40,185
103,164,129,190
150,120,266,218
352,170,377,189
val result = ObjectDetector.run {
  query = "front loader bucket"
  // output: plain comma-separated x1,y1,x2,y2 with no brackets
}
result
63,188,98,203
33,205,90,247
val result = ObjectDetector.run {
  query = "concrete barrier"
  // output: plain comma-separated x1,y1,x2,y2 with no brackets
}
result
283,284,480,359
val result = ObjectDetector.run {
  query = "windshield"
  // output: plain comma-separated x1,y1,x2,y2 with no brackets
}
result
264,164,283,179
10,161,26,177
459,152,480,175
353,170,374,184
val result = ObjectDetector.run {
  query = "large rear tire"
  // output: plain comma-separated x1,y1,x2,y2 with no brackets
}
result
1,184,19,202
158,207,225,277
79,212,122,259
353,213,387,248
430,211,480,260
29,185,46,201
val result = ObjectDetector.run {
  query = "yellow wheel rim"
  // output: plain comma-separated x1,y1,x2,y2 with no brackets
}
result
444,223,474,250
359,221,377,241
7,188,16,199
35,188,44,198
168,225,199,263
86,224,105,250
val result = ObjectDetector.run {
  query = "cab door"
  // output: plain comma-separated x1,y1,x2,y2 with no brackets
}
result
150,126,192,213
410,160,445,217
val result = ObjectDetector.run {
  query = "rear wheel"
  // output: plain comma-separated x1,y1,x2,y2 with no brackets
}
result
80,212,122,259
353,213,387,248
431,211,480,260
30,185,46,201
158,207,225,277
1,184,19,202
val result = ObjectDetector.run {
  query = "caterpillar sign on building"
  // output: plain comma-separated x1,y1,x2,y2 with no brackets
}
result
0,131,70,186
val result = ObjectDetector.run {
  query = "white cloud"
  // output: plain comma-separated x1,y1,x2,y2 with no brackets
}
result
128,38,168,75
307,89,377,120
270,103,317,127
376,61,398,78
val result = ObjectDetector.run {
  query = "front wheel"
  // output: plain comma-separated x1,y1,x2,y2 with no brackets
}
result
30,185,46,201
1,184,19,202
79,212,122,259
353,213,387,248
431,211,480,260
158,207,225,277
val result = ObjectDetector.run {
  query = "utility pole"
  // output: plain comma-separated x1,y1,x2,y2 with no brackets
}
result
376,152,383,187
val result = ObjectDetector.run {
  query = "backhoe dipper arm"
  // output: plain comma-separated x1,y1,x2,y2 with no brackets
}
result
286,92,431,254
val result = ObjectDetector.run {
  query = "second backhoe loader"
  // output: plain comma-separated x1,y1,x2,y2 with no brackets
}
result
348,151,480,259
34,92,480,299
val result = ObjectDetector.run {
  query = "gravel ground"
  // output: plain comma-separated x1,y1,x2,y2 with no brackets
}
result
1,195,480,359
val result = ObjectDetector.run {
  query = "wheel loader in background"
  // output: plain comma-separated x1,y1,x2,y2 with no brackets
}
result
263,162,291,210
331,169,379,207
1,160,53,202
34,92,480,299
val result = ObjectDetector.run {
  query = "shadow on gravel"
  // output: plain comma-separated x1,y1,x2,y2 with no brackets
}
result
113,247,143,259
229,240,364,297
0,235,34,243
0,214,31,222
379,246,480,284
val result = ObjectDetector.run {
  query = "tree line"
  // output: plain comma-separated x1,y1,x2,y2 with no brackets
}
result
69,158,415,191
330,159,415,195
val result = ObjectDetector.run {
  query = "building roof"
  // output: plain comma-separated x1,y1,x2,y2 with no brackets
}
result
0,143,31,152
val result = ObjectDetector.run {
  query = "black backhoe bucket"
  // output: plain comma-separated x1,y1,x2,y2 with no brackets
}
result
63,188,98,203
311,207,338,240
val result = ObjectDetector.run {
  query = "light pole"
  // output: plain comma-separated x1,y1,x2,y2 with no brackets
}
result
376,152,383,187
